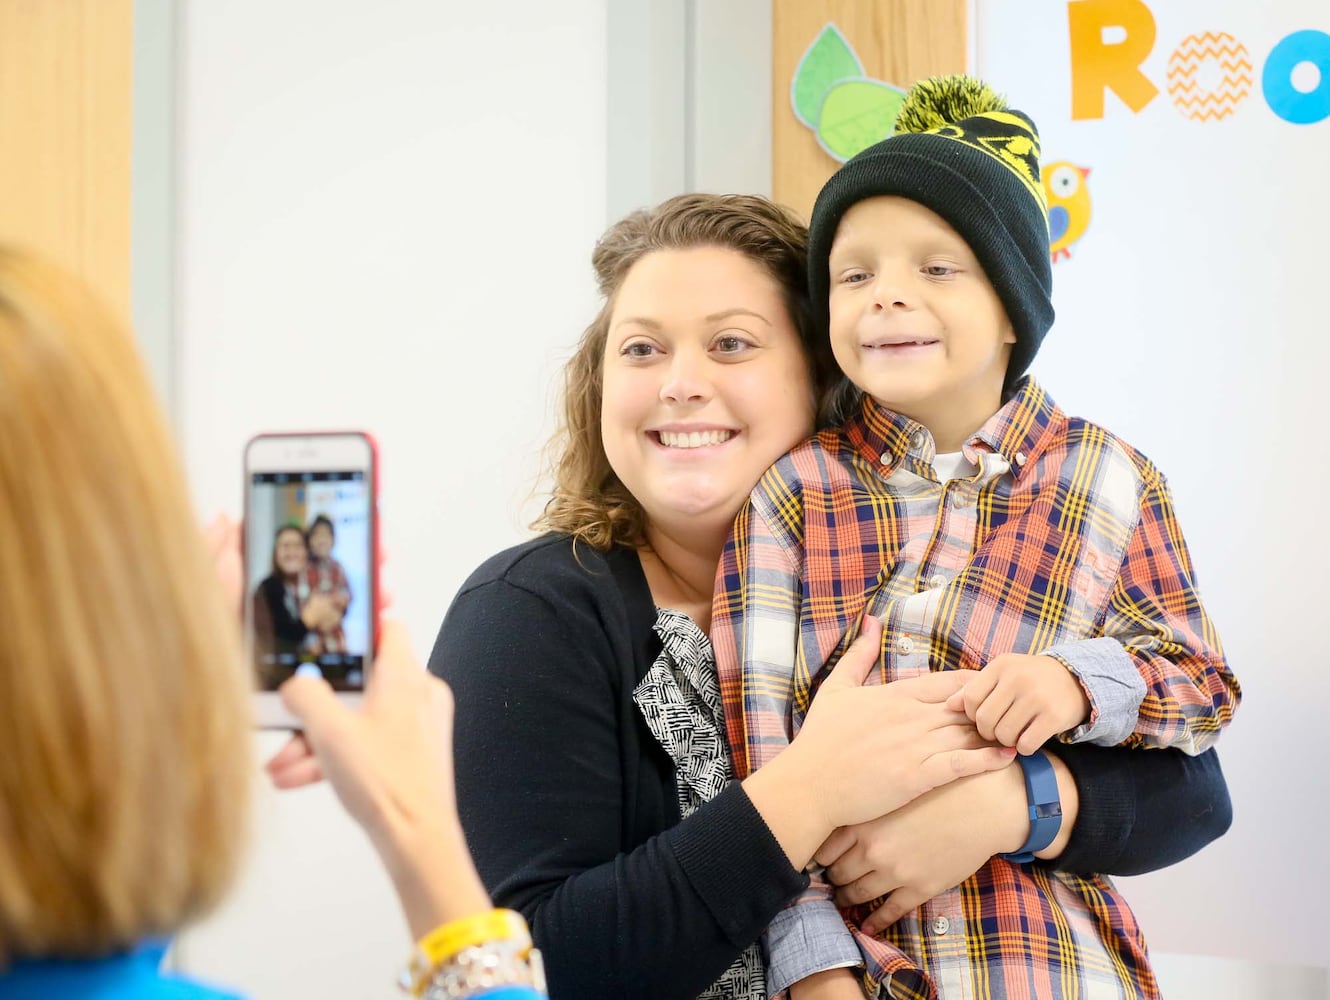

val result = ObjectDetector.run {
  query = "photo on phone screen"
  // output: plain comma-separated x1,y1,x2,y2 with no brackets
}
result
245,469,372,693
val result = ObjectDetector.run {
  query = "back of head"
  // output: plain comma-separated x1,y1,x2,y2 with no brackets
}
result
807,75,1055,392
0,249,251,964
537,193,830,550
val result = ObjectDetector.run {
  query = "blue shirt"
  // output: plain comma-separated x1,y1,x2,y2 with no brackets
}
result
0,941,242,999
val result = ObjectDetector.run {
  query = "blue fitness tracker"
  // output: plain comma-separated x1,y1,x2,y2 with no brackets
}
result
999,750,1062,864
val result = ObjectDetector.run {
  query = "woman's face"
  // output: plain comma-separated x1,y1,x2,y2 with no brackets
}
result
600,246,816,543
308,523,334,559
274,529,308,576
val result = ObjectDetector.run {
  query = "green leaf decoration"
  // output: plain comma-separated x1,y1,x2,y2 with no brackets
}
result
816,78,907,162
791,23,863,128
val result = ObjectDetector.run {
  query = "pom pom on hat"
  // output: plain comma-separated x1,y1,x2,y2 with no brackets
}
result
894,75,1009,135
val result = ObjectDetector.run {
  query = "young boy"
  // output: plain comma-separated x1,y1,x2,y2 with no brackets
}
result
712,76,1240,999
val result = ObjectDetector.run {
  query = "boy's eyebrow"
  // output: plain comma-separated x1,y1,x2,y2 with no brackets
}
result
827,235,866,260
614,308,772,331
829,233,971,262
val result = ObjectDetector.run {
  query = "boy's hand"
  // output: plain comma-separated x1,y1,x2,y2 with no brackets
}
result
945,654,1090,756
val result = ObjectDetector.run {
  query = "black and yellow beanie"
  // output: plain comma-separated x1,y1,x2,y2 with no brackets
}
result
806,75,1054,386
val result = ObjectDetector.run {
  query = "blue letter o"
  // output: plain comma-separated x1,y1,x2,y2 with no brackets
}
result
1263,29,1330,125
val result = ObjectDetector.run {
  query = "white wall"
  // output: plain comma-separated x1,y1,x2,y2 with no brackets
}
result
172,2,607,996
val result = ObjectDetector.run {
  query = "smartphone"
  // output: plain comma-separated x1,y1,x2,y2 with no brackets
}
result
243,431,378,728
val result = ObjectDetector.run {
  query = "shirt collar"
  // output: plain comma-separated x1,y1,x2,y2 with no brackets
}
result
844,376,1062,480
1,939,171,985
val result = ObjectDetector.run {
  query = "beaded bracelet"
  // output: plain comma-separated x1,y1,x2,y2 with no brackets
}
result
399,909,546,999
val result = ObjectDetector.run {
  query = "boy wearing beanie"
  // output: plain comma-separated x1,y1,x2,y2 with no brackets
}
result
712,76,1239,999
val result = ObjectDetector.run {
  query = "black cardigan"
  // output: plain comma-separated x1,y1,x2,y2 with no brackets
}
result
430,535,1230,1000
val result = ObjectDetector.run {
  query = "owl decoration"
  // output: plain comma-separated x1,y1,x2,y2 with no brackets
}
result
1043,161,1093,263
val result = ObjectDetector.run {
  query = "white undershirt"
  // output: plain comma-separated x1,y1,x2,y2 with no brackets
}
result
932,450,977,483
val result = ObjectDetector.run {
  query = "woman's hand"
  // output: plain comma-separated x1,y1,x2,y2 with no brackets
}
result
270,621,452,838
202,514,243,617
269,621,490,937
793,616,1017,829
743,616,1016,869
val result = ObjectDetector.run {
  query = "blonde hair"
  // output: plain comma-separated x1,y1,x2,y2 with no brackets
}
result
0,248,251,963
534,193,835,550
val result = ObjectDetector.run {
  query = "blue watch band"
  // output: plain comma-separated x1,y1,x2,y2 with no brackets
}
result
999,750,1062,864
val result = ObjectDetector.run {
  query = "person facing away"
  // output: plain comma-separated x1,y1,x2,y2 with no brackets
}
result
0,248,252,998
0,246,546,999
711,76,1242,999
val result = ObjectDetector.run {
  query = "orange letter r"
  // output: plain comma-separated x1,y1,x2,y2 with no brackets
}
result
1068,0,1160,119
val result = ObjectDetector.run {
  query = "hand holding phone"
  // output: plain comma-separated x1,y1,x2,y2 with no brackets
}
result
244,432,379,728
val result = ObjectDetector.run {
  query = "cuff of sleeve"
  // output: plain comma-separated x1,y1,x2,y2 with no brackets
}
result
1043,637,1145,746
1041,741,1135,873
762,900,862,997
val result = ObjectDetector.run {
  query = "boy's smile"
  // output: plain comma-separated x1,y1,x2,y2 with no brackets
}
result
827,196,1016,452
860,332,941,353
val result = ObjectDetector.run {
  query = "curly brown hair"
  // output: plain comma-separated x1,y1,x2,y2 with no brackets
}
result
534,193,836,552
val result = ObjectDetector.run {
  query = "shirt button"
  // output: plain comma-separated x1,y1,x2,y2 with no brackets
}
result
929,573,947,589
880,452,892,465
952,492,969,509
896,635,914,655
1015,451,1028,467
909,430,925,449
931,916,950,935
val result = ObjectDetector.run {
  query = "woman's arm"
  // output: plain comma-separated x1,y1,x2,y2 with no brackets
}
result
1047,741,1232,875
433,574,806,1000
820,741,1231,930
432,563,1011,1000
275,621,492,938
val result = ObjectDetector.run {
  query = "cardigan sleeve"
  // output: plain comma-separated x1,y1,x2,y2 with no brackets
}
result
431,569,806,1000
1047,741,1232,875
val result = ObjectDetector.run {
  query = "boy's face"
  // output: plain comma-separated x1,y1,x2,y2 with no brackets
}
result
308,524,334,559
827,196,1016,450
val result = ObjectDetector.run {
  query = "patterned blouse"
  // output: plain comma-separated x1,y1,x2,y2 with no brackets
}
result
632,608,767,1000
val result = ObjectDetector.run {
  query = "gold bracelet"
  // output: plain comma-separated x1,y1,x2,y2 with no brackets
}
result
399,909,536,997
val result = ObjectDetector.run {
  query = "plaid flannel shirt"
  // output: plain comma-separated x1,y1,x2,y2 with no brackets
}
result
305,556,350,654
712,379,1239,999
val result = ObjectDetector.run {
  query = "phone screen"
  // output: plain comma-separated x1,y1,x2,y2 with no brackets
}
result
245,469,372,692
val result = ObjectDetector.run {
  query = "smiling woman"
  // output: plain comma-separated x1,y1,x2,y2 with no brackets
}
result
600,245,815,575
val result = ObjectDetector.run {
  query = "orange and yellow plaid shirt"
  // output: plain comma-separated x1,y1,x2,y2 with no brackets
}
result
712,379,1239,999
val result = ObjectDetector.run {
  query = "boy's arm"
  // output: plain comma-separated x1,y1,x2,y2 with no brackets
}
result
713,489,864,996
1042,467,1240,754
